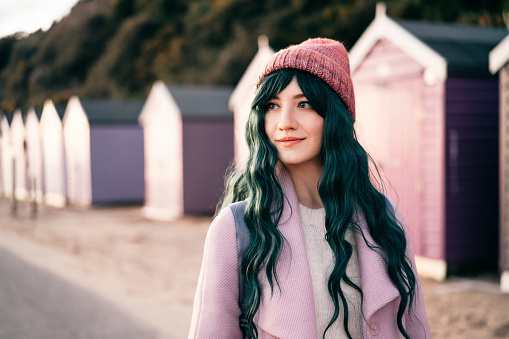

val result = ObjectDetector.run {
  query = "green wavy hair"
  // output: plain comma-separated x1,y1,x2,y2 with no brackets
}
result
220,69,417,339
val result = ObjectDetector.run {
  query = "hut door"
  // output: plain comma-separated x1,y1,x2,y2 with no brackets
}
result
356,80,422,254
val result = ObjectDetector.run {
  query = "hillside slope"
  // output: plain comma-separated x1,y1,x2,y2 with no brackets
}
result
0,0,505,111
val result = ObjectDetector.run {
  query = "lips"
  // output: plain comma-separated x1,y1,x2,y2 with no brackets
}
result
276,136,305,147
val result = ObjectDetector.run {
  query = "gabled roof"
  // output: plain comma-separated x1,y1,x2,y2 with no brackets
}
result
79,99,145,125
349,3,507,79
398,20,507,77
166,85,233,120
10,109,24,134
22,106,43,123
489,33,509,74
2,111,14,125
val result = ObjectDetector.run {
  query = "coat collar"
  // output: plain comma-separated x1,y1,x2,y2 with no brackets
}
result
277,164,400,322
255,165,318,338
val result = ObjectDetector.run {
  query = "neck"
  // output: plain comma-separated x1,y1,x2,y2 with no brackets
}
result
284,161,323,209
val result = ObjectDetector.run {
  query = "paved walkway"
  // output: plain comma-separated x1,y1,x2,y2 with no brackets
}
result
0,246,158,339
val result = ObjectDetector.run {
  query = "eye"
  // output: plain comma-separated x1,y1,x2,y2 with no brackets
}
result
298,101,313,109
265,102,279,111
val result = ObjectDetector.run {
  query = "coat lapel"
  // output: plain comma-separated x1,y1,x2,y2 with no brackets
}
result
255,166,318,338
354,212,400,320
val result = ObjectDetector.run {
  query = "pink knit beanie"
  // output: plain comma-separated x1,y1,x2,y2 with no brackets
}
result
257,38,355,119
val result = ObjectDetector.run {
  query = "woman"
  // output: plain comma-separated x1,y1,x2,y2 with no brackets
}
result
189,38,430,339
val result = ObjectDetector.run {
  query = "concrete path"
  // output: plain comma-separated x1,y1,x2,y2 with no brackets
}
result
0,246,158,339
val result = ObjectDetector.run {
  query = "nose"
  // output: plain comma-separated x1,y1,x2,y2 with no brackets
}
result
277,107,297,131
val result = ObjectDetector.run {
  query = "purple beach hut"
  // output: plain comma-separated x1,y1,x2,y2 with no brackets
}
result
139,81,233,220
63,96,145,206
350,3,506,280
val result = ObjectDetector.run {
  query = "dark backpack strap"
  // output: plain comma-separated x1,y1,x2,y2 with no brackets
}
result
384,196,396,222
229,201,250,338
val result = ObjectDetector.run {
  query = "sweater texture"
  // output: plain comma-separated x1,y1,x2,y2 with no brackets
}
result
299,204,363,338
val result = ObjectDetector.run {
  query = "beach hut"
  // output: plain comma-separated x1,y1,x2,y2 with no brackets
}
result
25,107,43,202
63,96,145,206
10,109,27,200
39,99,67,207
489,35,509,292
349,3,506,280
229,36,275,169
139,82,233,220
0,113,12,197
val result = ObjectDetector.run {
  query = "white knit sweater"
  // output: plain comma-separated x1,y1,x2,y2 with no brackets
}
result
298,204,363,339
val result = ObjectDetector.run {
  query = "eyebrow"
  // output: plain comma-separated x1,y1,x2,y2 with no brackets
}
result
272,93,306,100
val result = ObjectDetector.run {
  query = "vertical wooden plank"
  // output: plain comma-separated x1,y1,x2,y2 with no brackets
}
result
354,39,446,264
182,120,234,214
501,66,509,272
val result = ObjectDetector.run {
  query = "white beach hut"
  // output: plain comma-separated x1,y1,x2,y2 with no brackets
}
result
228,36,274,169
63,96,91,206
39,99,67,207
25,107,43,202
0,114,12,197
10,109,27,200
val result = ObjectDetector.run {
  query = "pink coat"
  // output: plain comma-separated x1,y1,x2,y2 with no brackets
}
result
189,168,431,338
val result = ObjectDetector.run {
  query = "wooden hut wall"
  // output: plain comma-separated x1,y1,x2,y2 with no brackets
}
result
63,97,91,206
353,39,446,261
89,125,144,204
0,115,12,197
182,120,234,214
501,65,509,275
10,111,27,200
444,77,499,265
25,109,43,201
40,100,67,207
139,82,184,220
420,74,447,262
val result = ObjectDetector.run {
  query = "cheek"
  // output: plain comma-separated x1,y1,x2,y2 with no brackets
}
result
312,119,325,143
264,115,276,139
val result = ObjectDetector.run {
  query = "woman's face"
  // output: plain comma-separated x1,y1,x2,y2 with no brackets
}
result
264,78,324,169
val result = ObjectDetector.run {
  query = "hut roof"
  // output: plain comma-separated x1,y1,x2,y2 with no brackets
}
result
2,112,14,125
21,107,43,123
489,33,509,74
349,3,507,79
166,85,233,120
79,99,144,125
54,103,67,120
398,20,507,77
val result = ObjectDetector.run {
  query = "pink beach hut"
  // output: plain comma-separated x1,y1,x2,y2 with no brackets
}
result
139,82,233,220
63,96,145,206
10,109,27,200
25,107,43,202
0,113,12,197
39,99,67,207
229,36,274,169
349,4,506,280
489,35,509,292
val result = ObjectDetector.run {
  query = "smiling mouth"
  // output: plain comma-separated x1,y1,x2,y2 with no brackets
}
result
277,137,305,147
